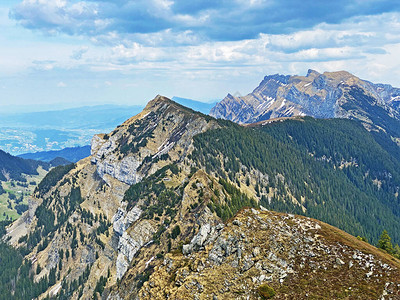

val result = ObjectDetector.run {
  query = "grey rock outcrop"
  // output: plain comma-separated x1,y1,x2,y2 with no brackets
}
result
138,208,400,299
113,206,142,236
91,134,142,185
116,220,156,279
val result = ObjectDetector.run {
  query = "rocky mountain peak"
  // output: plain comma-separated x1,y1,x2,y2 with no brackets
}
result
210,70,400,137
91,95,218,185
253,74,290,94
122,95,189,127
142,94,173,111
321,70,362,87
306,68,320,78
262,73,290,84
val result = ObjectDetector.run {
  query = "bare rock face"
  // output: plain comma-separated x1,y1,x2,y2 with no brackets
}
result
116,220,156,279
91,132,142,186
113,206,142,237
113,205,146,279
116,253,130,281
4,197,40,245
210,70,400,134
182,223,218,255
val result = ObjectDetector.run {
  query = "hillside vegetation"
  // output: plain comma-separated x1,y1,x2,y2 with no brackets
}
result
193,117,400,244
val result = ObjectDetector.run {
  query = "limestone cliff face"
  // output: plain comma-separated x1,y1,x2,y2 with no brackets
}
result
116,219,156,279
91,134,142,186
210,70,400,134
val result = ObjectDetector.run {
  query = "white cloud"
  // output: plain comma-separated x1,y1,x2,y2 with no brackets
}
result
71,46,89,60
11,0,400,43
110,43,171,63
3,1,400,107
6,11,399,82
11,0,101,35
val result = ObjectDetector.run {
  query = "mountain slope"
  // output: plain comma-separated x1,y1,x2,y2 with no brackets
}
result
0,149,48,181
3,96,400,299
3,96,220,299
210,70,400,138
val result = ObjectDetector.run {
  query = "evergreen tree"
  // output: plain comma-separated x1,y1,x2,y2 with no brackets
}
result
377,230,394,254
393,244,400,259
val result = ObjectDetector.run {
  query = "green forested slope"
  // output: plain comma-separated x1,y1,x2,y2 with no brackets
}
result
192,117,400,244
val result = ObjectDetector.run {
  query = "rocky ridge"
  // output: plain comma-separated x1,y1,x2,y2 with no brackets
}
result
122,208,400,299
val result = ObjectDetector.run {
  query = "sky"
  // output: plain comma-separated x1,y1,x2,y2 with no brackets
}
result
1,0,400,112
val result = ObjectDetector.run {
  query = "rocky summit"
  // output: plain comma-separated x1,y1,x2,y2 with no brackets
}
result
3,95,400,299
210,70,400,136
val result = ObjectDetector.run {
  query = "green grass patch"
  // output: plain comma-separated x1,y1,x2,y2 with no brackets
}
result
257,284,276,299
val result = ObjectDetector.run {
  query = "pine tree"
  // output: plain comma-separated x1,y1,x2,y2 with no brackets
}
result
393,244,400,259
377,230,394,254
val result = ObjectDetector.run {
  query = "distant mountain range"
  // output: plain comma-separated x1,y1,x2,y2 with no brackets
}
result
18,145,91,163
172,96,218,114
0,104,145,130
210,69,400,138
0,105,143,155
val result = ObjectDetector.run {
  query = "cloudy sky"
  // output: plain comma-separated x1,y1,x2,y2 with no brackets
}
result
1,0,400,111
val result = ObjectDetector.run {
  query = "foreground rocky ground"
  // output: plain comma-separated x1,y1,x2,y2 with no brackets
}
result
112,208,400,299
